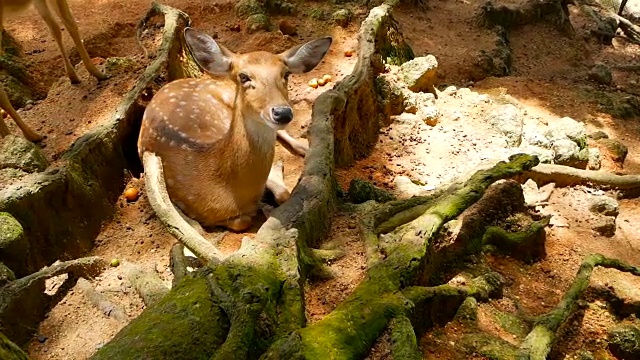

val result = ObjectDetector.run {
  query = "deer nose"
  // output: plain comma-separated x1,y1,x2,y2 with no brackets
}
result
271,106,293,124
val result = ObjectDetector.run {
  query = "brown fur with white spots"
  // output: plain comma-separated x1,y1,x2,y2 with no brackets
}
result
138,27,331,232
0,0,108,141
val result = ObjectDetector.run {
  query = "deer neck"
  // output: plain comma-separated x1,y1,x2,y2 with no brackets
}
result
225,88,277,163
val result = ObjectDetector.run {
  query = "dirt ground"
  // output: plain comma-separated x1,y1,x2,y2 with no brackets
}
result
1,0,638,359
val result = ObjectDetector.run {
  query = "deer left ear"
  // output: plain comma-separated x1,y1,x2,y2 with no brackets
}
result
280,37,333,74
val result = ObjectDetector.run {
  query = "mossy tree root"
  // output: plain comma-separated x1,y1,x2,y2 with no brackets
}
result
260,154,538,359
483,215,551,263
122,262,170,307
517,254,640,360
388,315,422,360
519,163,640,197
0,332,29,360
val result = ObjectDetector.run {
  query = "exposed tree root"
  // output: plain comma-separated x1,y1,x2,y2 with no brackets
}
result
77,277,128,322
0,331,28,360
122,262,170,307
0,257,106,345
519,163,640,196
169,243,189,287
142,152,224,264
483,215,551,263
389,315,422,360
518,254,640,360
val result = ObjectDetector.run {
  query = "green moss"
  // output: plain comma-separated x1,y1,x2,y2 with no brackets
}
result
0,332,29,360
91,274,229,360
459,332,519,360
348,179,395,204
246,14,271,33
235,0,266,17
389,316,422,360
493,309,530,339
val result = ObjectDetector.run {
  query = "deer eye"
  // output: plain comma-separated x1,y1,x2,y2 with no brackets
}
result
238,73,251,84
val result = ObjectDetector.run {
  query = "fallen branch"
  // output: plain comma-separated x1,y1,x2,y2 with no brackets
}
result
142,151,223,264
518,253,640,360
519,163,640,196
77,277,128,322
4,257,106,293
122,262,170,307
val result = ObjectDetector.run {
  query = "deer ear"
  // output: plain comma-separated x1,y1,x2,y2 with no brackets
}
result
184,27,234,74
280,37,332,74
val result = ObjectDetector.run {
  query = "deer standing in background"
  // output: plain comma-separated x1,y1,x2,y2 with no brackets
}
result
0,0,108,141
138,27,331,232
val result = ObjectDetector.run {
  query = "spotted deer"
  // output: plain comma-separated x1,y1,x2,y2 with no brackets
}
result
0,0,108,141
138,27,332,232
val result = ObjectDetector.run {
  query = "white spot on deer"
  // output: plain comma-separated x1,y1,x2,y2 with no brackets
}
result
170,98,177,103
179,101,187,106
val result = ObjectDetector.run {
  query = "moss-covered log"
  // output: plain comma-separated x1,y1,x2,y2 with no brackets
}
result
476,0,573,32
0,332,29,360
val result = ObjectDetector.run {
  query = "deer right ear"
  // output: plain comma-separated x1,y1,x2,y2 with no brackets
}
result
184,27,234,74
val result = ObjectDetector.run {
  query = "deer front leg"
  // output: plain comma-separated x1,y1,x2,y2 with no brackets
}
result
266,160,290,205
277,129,309,157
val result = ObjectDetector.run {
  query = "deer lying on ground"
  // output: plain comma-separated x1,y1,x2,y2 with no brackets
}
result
0,0,108,141
138,27,331,232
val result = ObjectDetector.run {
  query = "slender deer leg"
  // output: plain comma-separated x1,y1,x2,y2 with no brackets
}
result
266,160,290,205
0,5,5,57
0,85,42,141
53,0,107,81
32,0,80,83
277,129,309,157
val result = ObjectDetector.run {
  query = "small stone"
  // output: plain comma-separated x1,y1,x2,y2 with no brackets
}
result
442,85,457,95
598,138,628,165
544,117,587,145
588,195,619,217
0,135,49,173
400,55,439,93
588,130,609,140
331,9,352,27
246,14,270,33
522,128,551,148
37,334,47,343
552,138,580,165
588,63,613,85
608,323,640,359
587,147,601,170
418,106,439,126
393,175,429,198
278,19,297,36
486,104,523,147
592,216,616,237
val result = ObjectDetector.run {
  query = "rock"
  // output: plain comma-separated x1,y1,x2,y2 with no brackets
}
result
393,112,419,125
522,128,551,148
598,138,628,165
418,106,439,126
0,135,48,173
551,138,580,165
576,350,594,360
331,9,353,27
486,104,523,147
587,147,601,170
544,117,587,146
393,175,430,198
454,297,478,325
608,323,640,359
278,19,297,36
588,195,619,217
588,63,613,85
521,145,554,164
400,55,438,93
246,14,270,33
0,212,30,277
588,130,609,140
442,85,457,96
235,0,265,17
592,216,616,237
